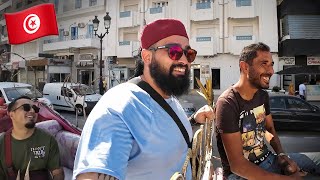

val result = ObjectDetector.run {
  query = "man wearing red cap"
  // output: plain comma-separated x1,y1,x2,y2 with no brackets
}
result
73,19,214,180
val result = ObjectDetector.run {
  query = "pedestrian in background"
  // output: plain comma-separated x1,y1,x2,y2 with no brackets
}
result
288,82,295,95
73,19,214,180
299,79,308,100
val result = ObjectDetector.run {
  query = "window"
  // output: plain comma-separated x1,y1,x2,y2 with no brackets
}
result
89,0,97,6
270,97,286,109
71,26,78,40
233,26,253,40
75,0,82,9
236,0,251,7
286,98,311,111
211,69,220,89
59,29,64,41
54,0,59,11
87,24,94,38
153,1,168,7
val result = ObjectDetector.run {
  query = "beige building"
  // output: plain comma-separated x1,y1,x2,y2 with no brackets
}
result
1,0,280,95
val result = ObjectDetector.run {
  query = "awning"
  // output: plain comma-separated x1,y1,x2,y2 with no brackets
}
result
26,59,48,66
276,65,320,75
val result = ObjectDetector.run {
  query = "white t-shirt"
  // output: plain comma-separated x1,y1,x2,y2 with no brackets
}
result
73,82,192,180
299,83,306,96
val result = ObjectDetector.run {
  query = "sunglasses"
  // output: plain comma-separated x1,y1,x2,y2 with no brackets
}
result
12,104,40,113
149,44,197,63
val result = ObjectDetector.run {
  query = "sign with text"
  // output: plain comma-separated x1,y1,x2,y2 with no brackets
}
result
307,57,320,65
279,57,295,65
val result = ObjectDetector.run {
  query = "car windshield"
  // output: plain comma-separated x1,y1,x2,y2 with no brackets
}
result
71,85,95,95
4,87,43,102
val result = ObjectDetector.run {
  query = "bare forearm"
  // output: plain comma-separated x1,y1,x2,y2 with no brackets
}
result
231,159,292,180
268,127,284,154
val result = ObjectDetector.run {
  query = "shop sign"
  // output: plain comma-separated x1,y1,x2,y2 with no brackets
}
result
279,57,295,65
307,57,320,65
48,58,71,66
76,61,94,67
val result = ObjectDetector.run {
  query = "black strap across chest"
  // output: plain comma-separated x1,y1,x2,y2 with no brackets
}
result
130,78,192,148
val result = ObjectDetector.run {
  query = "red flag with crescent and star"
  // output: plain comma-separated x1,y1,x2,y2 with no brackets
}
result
5,3,58,45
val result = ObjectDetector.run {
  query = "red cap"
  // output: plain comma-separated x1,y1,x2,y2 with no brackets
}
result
140,19,188,49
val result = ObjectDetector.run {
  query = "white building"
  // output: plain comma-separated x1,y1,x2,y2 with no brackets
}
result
1,0,280,95
105,0,280,95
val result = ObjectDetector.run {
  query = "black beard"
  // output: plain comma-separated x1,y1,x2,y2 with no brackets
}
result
150,58,190,96
25,121,36,129
248,66,269,89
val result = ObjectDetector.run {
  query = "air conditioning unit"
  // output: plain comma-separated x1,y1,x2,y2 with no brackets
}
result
78,23,86,28
63,31,69,36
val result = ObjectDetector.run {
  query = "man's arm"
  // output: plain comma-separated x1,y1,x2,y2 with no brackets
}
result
51,168,64,180
265,114,300,174
221,132,297,180
77,172,119,180
265,114,284,154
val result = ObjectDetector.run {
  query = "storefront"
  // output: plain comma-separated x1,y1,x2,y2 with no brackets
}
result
47,58,72,83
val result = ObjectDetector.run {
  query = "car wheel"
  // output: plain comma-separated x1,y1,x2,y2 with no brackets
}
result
75,105,84,116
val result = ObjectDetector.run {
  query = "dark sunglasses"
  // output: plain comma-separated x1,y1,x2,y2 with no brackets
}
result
149,44,197,63
12,104,39,113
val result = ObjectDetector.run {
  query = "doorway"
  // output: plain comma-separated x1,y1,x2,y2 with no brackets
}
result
193,69,200,89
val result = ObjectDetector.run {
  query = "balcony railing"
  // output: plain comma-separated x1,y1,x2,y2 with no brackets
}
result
120,11,131,18
150,7,162,14
44,34,95,44
236,0,251,7
119,41,131,46
196,1,211,9
196,37,212,42
236,35,253,40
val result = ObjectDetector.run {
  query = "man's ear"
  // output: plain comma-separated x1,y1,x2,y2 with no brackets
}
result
141,49,152,65
239,61,249,73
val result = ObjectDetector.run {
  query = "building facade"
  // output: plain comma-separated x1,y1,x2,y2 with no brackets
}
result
277,0,320,91
1,0,280,95
105,0,279,94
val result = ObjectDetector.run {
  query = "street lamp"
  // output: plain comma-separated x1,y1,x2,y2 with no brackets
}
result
93,12,111,95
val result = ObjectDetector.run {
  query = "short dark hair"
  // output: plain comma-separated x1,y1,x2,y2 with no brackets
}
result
239,42,270,65
7,96,32,112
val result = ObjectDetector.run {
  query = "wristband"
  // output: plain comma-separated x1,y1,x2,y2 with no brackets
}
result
189,113,199,126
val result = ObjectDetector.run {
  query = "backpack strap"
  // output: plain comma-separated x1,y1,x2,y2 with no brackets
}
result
4,128,17,178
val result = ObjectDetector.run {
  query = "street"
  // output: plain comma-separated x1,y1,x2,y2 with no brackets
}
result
59,90,320,154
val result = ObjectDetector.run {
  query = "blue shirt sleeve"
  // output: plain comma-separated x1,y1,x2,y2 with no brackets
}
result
73,109,134,180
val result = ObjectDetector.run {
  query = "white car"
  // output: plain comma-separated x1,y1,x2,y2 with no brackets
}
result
0,82,53,108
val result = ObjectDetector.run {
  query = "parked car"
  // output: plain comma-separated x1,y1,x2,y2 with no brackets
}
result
43,83,102,116
180,101,196,118
0,82,53,108
269,94,320,132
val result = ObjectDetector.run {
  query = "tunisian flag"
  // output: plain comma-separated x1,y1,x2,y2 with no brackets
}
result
5,3,58,45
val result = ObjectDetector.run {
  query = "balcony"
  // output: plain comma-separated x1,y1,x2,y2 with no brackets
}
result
117,41,140,58
118,11,140,28
229,35,255,55
0,0,11,11
146,6,170,23
190,36,217,56
228,0,255,19
190,1,217,21
43,34,99,52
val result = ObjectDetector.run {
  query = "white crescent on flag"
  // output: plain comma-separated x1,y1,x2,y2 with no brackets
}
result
23,14,41,34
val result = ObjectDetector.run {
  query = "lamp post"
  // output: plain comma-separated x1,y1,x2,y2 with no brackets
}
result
93,12,111,95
